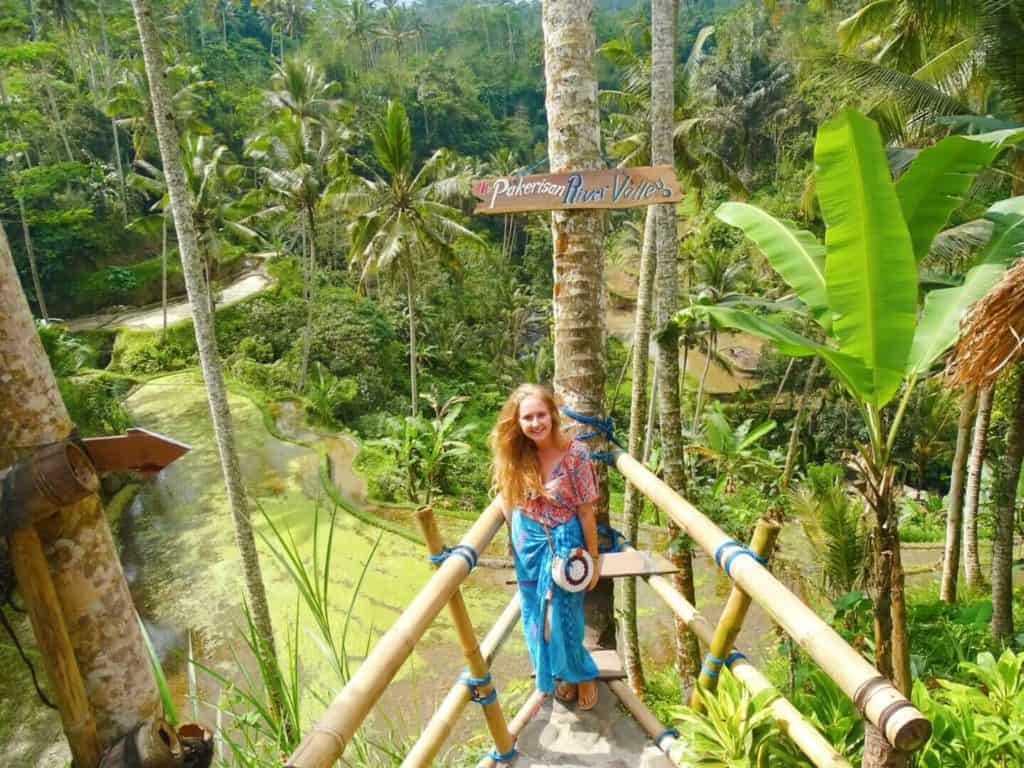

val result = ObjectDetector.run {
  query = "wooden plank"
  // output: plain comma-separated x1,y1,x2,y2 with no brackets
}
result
530,649,624,681
597,550,678,579
472,166,683,214
83,428,190,474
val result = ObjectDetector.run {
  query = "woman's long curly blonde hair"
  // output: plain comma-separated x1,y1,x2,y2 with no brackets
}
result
489,383,566,508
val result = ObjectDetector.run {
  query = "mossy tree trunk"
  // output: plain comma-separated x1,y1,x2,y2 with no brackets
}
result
1,223,159,753
940,387,977,602
652,0,700,688
542,0,614,649
992,366,1024,642
621,208,657,695
129,0,290,736
964,384,994,590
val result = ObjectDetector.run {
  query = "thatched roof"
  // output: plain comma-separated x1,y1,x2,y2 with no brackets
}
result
948,257,1024,388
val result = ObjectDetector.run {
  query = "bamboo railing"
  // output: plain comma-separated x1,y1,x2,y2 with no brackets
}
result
613,451,931,752
285,447,930,768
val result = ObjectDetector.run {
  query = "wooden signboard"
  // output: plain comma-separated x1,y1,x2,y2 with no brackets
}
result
473,165,683,214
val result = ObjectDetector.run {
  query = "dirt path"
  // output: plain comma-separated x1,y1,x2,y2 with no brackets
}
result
66,264,273,332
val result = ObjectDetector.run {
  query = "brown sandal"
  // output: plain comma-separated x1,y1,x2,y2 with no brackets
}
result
577,680,598,711
554,682,577,703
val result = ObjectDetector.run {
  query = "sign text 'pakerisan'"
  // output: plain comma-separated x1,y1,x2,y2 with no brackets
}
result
473,166,683,214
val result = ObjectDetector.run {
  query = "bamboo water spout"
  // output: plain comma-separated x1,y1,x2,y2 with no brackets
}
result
286,499,506,768
613,451,930,753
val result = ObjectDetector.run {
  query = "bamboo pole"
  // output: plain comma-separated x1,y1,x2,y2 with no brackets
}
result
7,526,102,768
286,499,506,768
607,678,681,762
634,553,851,768
476,689,547,768
402,593,521,768
613,452,930,752
412,508,515,761
693,518,780,708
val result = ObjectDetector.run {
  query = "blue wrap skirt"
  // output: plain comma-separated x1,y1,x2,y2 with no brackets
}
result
510,509,599,693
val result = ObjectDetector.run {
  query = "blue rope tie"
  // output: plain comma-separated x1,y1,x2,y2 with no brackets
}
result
559,407,626,449
654,727,679,751
589,448,625,466
460,671,497,705
725,651,746,667
597,524,630,553
488,746,518,763
428,544,479,571
701,652,725,679
713,539,768,578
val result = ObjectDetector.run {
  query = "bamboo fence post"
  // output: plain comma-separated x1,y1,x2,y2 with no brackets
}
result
7,526,102,768
607,678,681,762
613,452,930,752
692,518,780,709
476,689,547,768
286,499,506,768
402,593,522,768
412,507,515,761
632,550,851,768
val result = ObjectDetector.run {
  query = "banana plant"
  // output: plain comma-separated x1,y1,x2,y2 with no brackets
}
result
683,109,1024,696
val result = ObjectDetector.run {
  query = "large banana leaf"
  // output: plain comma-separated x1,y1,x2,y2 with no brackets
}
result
816,110,918,408
715,202,830,328
907,197,1024,375
694,306,875,401
897,128,1024,262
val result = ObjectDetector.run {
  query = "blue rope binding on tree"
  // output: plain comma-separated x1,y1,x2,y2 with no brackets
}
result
701,652,725,679
559,406,627,456
725,651,746,667
654,727,680,751
428,544,479,572
712,539,768,578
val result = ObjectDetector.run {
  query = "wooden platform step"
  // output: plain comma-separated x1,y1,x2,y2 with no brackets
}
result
597,550,677,579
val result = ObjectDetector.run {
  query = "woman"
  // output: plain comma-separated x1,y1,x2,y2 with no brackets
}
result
489,383,601,710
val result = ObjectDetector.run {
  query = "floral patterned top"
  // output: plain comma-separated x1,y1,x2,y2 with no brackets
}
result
521,439,600,527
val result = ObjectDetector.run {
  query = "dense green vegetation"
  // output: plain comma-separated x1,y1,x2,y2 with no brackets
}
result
5,0,1024,765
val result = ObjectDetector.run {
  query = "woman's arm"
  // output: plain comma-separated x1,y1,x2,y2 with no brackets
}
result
577,502,601,591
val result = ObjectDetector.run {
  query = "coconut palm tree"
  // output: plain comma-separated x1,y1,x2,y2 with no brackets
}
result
963,384,994,590
340,100,479,416
541,0,614,664
128,0,291,739
652,0,702,689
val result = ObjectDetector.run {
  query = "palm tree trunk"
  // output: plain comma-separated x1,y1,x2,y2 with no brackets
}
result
692,331,715,431
781,357,820,491
1,222,160,752
406,267,419,417
111,118,130,226
964,384,994,590
299,215,316,393
42,80,75,162
992,366,1024,642
17,195,48,319
621,208,657,695
161,213,168,342
542,0,614,650
129,0,291,738
941,387,977,602
652,0,700,689
767,358,795,420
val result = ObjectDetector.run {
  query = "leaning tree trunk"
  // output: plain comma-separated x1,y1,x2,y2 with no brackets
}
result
406,266,419,417
1,223,159,754
781,358,820,491
129,0,291,737
18,195,48,319
992,366,1024,642
964,384,994,590
941,387,977,602
542,0,614,650
621,208,657,695
652,0,700,688
298,213,317,394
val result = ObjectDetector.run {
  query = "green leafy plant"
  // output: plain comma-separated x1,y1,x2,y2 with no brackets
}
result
689,402,778,495
669,669,792,767
685,109,1024,690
